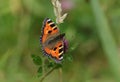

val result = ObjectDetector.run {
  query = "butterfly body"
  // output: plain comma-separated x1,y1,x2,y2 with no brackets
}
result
40,18,66,63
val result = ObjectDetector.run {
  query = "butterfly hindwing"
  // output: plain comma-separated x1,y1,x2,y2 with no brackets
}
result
44,40,64,62
51,41,64,61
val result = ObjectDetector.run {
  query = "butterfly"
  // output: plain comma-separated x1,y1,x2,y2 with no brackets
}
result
40,18,67,63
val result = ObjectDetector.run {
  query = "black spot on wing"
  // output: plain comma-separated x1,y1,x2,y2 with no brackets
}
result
53,47,57,51
48,30,52,34
47,20,52,23
59,54,63,58
59,48,63,53
59,44,62,47
53,27,57,30
50,23,55,27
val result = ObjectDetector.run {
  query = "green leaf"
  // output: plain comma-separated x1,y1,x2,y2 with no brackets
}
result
66,54,73,62
31,54,42,65
37,66,43,77
47,62,55,68
55,64,62,69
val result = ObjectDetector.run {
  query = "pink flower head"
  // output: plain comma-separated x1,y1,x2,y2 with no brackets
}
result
63,38,68,53
61,0,74,11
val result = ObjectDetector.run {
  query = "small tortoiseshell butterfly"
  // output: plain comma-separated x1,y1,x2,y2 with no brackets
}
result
40,18,67,63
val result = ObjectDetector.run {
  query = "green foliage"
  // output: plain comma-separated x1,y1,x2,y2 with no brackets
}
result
91,0,120,82
31,54,42,65
37,66,43,77
1,0,120,82
65,54,73,63
47,62,55,68
55,64,62,69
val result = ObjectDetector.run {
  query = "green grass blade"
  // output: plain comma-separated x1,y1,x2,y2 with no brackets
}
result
90,0,120,81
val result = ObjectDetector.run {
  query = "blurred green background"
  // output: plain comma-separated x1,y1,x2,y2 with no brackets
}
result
1,0,120,82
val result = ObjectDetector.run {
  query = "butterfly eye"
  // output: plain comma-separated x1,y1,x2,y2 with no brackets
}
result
48,30,52,34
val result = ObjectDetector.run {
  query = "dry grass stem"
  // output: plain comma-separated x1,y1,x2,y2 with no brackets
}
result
51,0,67,24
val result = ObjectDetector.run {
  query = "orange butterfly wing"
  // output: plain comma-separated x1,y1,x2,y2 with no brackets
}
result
40,18,65,63
41,18,59,43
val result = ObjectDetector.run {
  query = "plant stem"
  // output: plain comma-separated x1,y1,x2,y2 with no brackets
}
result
58,68,63,82
40,66,56,82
